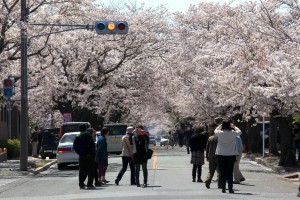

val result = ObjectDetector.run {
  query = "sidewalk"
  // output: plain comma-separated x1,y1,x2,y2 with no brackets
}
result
245,154,300,183
0,157,57,183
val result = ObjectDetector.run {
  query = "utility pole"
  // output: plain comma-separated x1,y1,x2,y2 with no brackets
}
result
20,0,29,171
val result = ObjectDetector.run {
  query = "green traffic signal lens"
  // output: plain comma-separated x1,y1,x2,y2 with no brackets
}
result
97,23,105,30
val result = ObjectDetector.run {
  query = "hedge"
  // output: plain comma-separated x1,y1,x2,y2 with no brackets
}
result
0,139,20,158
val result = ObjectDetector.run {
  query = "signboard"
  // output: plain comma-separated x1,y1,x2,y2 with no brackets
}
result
63,113,72,123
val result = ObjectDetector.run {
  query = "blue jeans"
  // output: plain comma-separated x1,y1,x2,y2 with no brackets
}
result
135,162,148,184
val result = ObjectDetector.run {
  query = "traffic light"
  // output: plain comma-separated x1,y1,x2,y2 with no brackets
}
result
3,77,14,99
95,21,128,34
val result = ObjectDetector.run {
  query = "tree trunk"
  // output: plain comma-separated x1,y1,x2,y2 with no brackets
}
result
276,116,295,166
269,114,279,155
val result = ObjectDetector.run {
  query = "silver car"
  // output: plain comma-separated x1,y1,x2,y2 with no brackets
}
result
56,132,80,170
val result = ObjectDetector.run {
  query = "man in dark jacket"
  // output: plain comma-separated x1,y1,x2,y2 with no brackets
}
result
73,124,95,189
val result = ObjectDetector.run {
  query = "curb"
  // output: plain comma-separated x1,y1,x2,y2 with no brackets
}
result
32,159,57,175
245,155,299,180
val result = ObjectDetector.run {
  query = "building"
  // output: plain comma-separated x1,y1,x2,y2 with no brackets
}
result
0,105,20,140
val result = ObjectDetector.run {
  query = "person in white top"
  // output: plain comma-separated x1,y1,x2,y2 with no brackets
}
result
215,120,241,194
115,127,136,185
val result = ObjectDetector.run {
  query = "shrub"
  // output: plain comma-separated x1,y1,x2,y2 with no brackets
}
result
0,139,20,158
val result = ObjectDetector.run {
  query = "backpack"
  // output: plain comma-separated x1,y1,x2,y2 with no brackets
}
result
73,135,82,155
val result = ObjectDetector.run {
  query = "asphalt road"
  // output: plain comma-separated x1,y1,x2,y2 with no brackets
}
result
0,145,299,200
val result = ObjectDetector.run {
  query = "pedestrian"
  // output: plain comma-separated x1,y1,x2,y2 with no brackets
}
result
95,127,109,185
233,135,246,184
115,126,136,186
189,125,207,182
30,126,39,158
87,128,101,187
37,127,44,156
184,127,193,154
73,124,96,189
215,120,241,193
131,125,149,187
205,123,221,189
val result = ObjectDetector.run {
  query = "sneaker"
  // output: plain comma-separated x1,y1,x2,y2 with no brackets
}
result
229,189,234,193
142,184,147,188
103,180,110,184
240,178,245,182
222,189,226,193
205,181,210,189
192,178,196,182
79,186,86,189
95,182,102,187
115,179,119,185
197,179,203,183
87,185,96,190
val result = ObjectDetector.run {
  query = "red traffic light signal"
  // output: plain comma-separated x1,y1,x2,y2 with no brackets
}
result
95,21,128,34
4,79,13,87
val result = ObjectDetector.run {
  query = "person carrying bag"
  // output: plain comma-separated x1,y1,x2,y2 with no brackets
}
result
115,127,136,185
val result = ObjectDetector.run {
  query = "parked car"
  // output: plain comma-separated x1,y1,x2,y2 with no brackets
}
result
40,128,60,159
56,132,80,170
59,122,91,139
97,124,127,155
149,136,156,145
160,137,169,146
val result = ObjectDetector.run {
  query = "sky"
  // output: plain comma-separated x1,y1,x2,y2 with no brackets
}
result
98,0,246,12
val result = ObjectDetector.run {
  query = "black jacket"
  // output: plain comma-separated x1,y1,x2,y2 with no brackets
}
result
189,132,207,152
133,134,149,164
73,132,95,157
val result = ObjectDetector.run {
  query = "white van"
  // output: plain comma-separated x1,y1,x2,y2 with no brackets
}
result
97,124,127,155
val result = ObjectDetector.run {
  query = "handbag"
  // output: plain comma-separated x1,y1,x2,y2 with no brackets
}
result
147,148,153,159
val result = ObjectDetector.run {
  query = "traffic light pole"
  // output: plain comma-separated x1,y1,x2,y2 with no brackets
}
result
20,0,29,171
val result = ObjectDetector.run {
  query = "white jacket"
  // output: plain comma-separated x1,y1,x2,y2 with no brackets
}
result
121,135,133,157
215,125,241,156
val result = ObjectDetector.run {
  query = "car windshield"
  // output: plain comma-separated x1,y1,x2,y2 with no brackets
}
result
60,134,77,143
104,125,127,136
63,124,81,133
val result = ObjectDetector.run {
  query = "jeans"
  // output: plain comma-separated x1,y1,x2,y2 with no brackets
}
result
79,155,94,187
117,156,136,184
135,162,148,184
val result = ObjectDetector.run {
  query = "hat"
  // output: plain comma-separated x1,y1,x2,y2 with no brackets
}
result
126,127,134,134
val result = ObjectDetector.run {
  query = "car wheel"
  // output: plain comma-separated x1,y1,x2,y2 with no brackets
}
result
57,163,66,170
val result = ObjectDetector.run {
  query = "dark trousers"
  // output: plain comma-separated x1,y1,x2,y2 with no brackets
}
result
206,157,221,187
192,164,202,179
116,156,136,184
136,162,148,184
218,155,236,191
94,162,100,184
79,155,94,187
